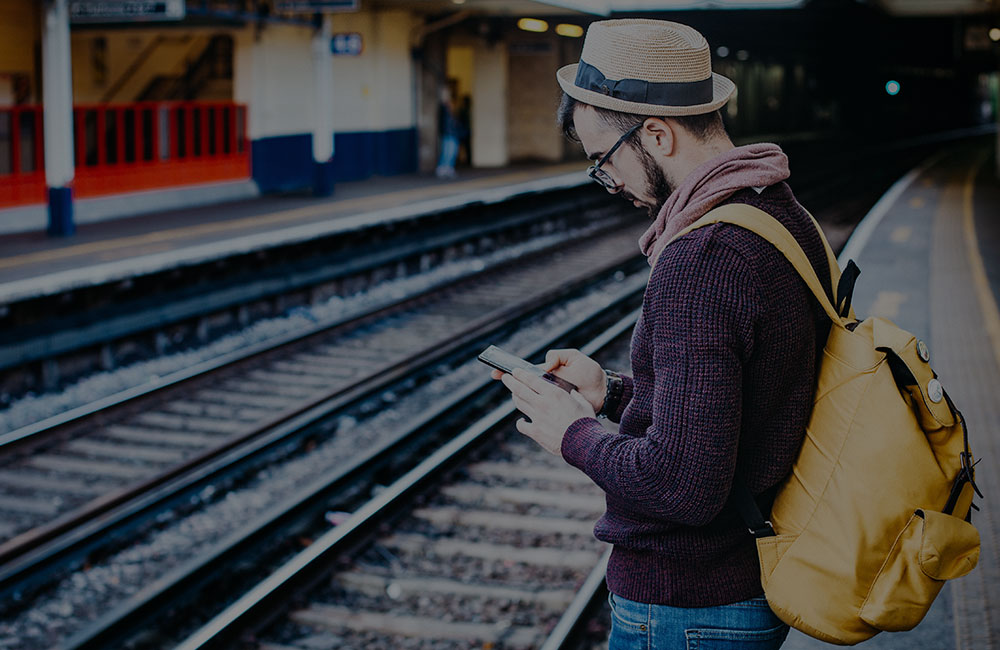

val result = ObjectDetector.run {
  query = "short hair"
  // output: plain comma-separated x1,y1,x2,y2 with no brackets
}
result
557,92,726,144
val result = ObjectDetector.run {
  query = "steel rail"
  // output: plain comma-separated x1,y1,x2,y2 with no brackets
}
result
169,308,642,650
0,236,646,615
63,272,646,650
0,198,620,455
0,185,603,373
0,214,639,573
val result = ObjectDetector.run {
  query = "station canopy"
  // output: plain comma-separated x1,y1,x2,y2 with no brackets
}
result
870,0,995,15
369,0,806,15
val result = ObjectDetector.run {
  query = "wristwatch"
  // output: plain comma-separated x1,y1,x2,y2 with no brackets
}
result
597,369,624,419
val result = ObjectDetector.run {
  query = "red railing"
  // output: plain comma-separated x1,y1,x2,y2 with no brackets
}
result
0,102,250,208
0,106,46,207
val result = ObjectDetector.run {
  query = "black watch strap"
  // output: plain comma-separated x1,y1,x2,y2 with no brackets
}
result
597,370,624,419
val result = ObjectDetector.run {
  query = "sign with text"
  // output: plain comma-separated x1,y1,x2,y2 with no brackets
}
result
70,0,186,22
331,32,363,56
276,0,358,12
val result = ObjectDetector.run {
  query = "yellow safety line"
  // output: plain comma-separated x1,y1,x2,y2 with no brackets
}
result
0,165,579,271
963,152,1000,374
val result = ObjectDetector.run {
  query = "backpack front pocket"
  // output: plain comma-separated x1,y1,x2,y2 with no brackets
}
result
859,509,980,631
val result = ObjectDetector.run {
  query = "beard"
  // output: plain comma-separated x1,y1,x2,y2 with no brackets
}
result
624,142,674,219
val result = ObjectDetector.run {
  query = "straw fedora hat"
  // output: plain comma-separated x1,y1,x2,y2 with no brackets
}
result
556,19,736,116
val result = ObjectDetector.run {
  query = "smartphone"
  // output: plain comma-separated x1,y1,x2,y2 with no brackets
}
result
478,345,578,393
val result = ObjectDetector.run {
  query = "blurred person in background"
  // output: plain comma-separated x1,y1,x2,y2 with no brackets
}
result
492,18,831,650
436,82,464,178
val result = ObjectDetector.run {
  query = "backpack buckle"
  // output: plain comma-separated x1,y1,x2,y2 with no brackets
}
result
750,521,776,538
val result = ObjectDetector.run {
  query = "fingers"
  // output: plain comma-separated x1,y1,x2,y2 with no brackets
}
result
515,417,535,436
511,367,560,396
500,372,542,410
510,393,535,420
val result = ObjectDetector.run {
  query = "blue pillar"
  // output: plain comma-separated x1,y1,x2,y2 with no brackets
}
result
47,187,74,237
42,0,76,237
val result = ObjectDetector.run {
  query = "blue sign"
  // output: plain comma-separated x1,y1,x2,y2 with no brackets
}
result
276,0,359,12
331,32,363,56
69,0,185,22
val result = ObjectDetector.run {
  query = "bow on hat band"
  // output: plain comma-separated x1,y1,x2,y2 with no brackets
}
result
574,61,714,107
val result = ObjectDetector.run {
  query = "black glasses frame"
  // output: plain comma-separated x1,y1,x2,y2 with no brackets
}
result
587,122,644,190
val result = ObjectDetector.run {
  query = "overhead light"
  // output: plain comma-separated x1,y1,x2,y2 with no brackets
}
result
885,80,901,96
990,27,1000,42
556,23,584,38
452,0,466,4
736,49,749,61
517,18,549,33
716,45,730,58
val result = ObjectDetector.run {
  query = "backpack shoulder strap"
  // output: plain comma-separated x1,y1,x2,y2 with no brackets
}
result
670,203,845,326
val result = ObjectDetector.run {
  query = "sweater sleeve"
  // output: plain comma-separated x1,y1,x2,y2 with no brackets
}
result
561,229,761,526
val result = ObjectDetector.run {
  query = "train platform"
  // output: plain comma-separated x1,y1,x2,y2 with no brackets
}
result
784,140,1000,649
0,161,587,304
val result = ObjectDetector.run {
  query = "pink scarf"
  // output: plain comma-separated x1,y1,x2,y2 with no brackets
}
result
639,143,791,267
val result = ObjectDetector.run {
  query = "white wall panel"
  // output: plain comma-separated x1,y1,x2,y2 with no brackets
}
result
507,35,562,162
234,24,314,140
472,41,508,167
234,10,417,140
331,10,416,133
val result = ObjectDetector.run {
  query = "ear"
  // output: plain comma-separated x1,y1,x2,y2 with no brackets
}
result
639,117,675,158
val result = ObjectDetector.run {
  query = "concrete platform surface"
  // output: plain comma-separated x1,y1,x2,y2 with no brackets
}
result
0,161,588,304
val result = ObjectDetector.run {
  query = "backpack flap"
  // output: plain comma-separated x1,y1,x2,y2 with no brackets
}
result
871,317,956,431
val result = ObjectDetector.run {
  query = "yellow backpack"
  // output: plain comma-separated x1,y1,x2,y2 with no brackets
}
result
675,203,982,645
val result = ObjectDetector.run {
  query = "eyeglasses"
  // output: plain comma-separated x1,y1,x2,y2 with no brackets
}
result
587,122,644,190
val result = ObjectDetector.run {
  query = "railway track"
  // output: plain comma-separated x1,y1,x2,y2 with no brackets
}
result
0,217,643,558
176,310,640,650
0,218,649,649
0,181,615,403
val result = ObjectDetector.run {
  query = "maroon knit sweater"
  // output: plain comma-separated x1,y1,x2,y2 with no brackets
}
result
561,182,832,607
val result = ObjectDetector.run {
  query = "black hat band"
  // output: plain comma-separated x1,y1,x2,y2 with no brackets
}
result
574,60,714,107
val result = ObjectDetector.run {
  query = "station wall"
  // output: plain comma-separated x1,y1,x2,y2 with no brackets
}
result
70,30,220,104
237,10,419,193
0,0,40,104
507,33,564,163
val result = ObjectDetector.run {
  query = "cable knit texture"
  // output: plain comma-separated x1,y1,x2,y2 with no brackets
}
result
561,182,831,607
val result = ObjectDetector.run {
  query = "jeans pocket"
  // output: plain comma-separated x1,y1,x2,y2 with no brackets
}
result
608,593,650,629
607,594,651,650
685,622,789,650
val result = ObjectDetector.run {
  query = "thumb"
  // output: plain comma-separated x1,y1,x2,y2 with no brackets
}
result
545,348,571,372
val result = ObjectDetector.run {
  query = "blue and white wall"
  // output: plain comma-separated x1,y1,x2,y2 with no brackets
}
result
235,9,419,194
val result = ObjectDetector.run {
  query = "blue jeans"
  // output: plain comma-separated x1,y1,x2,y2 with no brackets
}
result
437,134,459,171
607,592,789,650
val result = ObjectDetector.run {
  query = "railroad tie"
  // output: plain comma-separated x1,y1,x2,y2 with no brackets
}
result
383,533,603,569
465,461,596,485
288,604,540,645
333,572,577,609
438,483,604,514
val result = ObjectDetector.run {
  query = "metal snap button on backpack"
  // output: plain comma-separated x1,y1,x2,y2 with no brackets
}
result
916,340,930,362
927,378,943,403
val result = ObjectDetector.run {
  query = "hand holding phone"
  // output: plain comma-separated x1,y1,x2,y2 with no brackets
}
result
478,345,578,393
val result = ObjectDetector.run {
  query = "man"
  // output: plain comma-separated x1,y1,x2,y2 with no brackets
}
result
493,19,832,649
